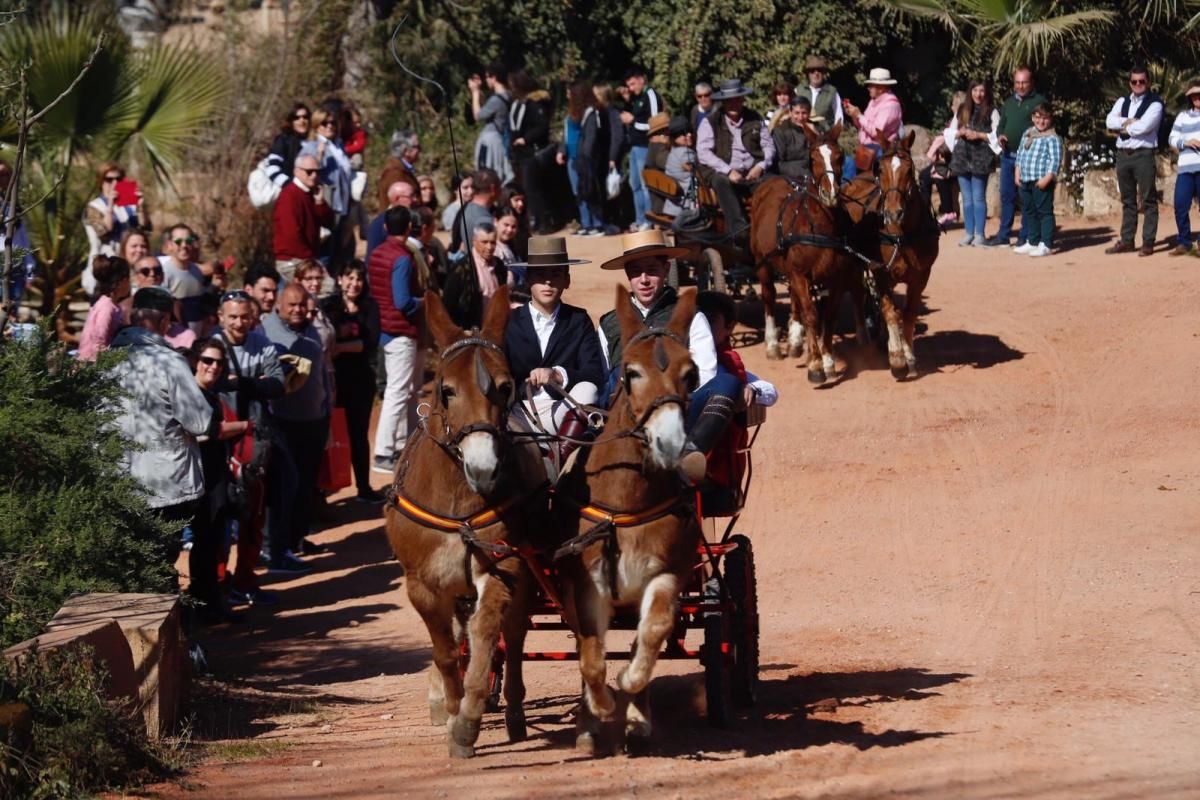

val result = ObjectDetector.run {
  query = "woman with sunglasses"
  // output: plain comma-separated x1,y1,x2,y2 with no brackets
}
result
82,161,149,296
318,260,382,502
78,255,131,361
265,102,312,190
303,107,354,268
189,336,251,625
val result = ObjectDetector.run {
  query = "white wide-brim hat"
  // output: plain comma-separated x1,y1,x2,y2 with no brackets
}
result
865,67,897,86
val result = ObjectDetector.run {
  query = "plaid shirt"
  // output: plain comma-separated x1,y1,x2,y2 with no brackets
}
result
1015,127,1062,181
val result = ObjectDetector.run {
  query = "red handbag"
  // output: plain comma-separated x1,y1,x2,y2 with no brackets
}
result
317,408,353,492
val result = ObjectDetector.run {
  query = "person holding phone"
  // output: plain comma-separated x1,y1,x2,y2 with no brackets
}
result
83,161,149,296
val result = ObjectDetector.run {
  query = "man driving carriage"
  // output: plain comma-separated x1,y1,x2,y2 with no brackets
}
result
696,78,776,243
596,230,746,482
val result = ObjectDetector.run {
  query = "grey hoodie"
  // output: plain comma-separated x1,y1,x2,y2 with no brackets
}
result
108,326,217,509
259,312,329,422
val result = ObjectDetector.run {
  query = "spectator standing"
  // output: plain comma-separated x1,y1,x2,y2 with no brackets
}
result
302,108,355,269
341,104,367,168
451,168,500,254
558,80,590,229
366,180,416,259
1168,81,1200,256
985,67,1047,247
621,66,665,232
161,224,208,330
120,228,150,267
108,287,214,535
495,207,523,273
772,97,813,179
416,206,450,290
418,175,438,214
1013,103,1063,257
273,154,335,282
570,81,612,236
444,221,509,329
320,261,383,502
945,79,1001,247
843,68,903,178
245,263,281,318
690,82,715,137
470,62,514,184
919,91,966,226
78,255,131,361
795,56,845,134
503,185,532,259
508,70,554,234
766,78,795,131
0,163,34,305
440,173,473,233
1105,65,1164,256
264,102,311,189
377,130,422,210
261,283,331,558
369,207,424,474
696,78,775,242
296,260,337,372
83,161,148,296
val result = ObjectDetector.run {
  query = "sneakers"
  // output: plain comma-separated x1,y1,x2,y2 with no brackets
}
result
958,235,975,247
355,488,387,504
1027,243,1051,257
296,538,328,556
979,236,1008,248
266,552,312,575
228,588,280,607
1013,242,1035,255
372,455,397,475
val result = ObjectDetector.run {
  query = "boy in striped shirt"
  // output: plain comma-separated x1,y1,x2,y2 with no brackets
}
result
1014,103,1063,257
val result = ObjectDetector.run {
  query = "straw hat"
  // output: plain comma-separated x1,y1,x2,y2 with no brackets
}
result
600,229,690,271
508,236,590,269
648,111,671,136
865,67,897,86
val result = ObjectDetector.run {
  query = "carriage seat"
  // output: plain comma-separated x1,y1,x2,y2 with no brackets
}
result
699,403,766,518
642,168,681,228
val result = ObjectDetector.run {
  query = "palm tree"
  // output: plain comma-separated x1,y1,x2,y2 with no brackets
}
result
0,4,227,312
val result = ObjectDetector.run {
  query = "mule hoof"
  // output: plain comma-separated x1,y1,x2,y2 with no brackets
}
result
450,716,481,749
625,732,652,757
890,364,908,381
575,730,598,755
907,363,919,380
448,741,476,759
766,345,783,361
807,368,826,385
787,344,804,359
505,708,527,743
429,703,448,727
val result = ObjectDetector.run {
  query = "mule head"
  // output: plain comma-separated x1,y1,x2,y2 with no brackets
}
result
615,285,699,472
879,130,917,228
425,286,515,495
805,121,844,208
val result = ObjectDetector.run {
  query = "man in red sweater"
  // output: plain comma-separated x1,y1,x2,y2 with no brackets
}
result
272,154,334,285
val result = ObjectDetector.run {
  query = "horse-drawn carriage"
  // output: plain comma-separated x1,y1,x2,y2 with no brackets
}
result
385,287,765,758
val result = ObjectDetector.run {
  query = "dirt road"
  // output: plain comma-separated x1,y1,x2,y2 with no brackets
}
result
157,220,1200,799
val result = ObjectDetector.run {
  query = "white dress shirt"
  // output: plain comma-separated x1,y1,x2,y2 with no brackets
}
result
1105,93,1164,150
530,302,567,396
597,294,718,387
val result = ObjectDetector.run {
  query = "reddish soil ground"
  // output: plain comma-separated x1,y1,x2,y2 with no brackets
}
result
148,217,1199,799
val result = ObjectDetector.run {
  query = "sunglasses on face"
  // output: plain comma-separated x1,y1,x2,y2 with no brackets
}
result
293,113,310,120
198,355,224,367
103,175,122,182
298,167,319,175
695,93,711,99
173,236,198,245
137,267,164,276
1130,78,1147,86
221,290,251,303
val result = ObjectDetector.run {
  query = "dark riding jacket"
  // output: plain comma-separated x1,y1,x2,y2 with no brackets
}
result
771,119,812,179
698,108,766,180
598,286,680,376
504,302,605,399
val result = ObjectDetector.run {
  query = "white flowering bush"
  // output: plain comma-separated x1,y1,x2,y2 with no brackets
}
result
1061,141,1116,211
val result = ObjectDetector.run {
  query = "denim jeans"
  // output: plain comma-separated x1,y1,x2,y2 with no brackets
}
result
996,151,1029,243
1174,170,1200,246
687,368,743,431
567,159,601,229
629,145,649,226
957,173,989,240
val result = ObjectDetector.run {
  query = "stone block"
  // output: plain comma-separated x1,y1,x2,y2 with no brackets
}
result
3,619,139,705
46,593,187,739
1081,169,1121,217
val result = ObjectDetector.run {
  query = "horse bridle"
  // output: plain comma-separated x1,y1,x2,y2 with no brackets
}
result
879,150,918,228
620,326,694,440
421,335,515,466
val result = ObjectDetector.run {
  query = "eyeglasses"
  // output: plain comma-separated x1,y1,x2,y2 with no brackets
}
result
1130,78,1147,86
298,167,319,175
173,236,199,245
221,290,251,303
695,92,711,99
198,355,224,367
137,267,164,276
103,175,122,182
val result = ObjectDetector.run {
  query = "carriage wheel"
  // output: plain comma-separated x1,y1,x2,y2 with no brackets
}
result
724,535,759,708
703,614,733,728
699,248,727,295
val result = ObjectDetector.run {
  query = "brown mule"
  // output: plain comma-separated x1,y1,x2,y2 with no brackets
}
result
554,286,701,754
384,287,546,758
752,123,846,364
750,124,852,383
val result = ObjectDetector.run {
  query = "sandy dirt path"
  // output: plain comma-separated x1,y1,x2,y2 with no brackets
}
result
151,218,1199,799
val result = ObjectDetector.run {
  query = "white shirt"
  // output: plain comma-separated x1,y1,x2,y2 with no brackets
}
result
529,302,568,395
596,294,718,387
1105,93,1164,150
744,369,779,407
800,83,844,127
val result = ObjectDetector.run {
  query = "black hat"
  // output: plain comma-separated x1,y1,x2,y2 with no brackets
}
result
710,78,754,100
668,116,690,138
132,286,175,315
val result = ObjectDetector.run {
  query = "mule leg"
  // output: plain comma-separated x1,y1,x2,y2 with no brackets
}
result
901,276,929,378
759,266,782,360
625,687,653,753
428,666,448,726
409,584,463,729
574,566,615,755
793,276,826,384
449,568,512,758
501,575,531,743
617,573,680,697
880,291,907,379
787,309,805,360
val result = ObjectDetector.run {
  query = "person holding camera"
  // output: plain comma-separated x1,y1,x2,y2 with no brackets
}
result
82,161,149,296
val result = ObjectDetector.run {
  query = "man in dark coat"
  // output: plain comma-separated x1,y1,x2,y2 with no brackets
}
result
503,236,603,457
772,96,814,180
696,78,776,242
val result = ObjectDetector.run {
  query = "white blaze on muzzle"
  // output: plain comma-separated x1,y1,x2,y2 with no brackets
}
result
644,404,686,471
460,431,500,493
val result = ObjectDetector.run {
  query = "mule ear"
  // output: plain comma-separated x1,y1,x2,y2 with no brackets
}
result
667,288,697,341
424,290,464,351
802,122,820,142
480,285,512,344
902,129,916,152
615,285,643,348
828,121,843,142
874,128,888,150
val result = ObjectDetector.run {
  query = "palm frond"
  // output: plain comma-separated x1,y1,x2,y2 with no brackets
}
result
990,9,1115,71
870,0,964,32
104,45,230,187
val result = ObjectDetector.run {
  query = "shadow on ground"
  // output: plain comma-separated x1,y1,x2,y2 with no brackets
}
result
915,330,1025,372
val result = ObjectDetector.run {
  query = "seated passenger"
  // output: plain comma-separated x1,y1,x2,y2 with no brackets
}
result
596,230,738,481
696,78,776,242
772,96,814,181
503,237,604,460
663,116,696,217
